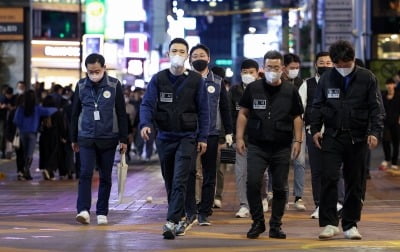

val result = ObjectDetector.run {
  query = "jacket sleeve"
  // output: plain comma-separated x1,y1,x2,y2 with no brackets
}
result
115,81,129,144
196,78,210,143
139,75,158,129
310,76,326,136
219,85,233,134
70,85,82,143
367,74,385,138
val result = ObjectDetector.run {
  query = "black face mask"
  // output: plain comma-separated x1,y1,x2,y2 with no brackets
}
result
192,60,208,71
317,66,332,76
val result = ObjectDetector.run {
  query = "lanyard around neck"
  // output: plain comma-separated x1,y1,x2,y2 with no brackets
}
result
91,88,103,109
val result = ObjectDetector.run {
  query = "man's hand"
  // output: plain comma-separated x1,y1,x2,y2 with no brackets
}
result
197,142,207,155
236,138,246,155
313,132,323,149
225,134,233,146
140,127,151,141
119,143,128,154
367,135,378,150
291,142,301,159
71,142,79,152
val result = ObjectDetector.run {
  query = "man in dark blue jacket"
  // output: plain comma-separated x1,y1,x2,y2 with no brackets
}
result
311,40,385,240
140,38,209,240
70,53,128,226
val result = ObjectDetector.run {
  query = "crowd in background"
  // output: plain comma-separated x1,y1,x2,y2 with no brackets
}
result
0,80,150,181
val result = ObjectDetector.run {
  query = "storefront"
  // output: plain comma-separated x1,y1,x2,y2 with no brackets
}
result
31,39,81,89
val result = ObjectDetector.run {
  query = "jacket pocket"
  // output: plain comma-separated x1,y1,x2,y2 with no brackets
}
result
155,112,171,131
180,113,198,131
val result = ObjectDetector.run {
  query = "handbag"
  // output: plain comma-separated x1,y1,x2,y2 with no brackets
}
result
220,146,236,164
12,130,20,149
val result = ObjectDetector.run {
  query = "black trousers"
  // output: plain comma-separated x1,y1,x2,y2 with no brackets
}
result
319,132,368,231
186,135,219,217
247,143,290,228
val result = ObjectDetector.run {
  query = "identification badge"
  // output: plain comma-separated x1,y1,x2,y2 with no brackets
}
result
160,92,173,102
253,99,267,109
327,88,340,98
94,110,100,120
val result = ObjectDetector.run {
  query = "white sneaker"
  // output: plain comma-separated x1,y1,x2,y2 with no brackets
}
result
319,225,339,239
294,199,306,211
311,207,319,219
76,210,90,224
344,226,362,240
391,165,399,170
97,215,108,225
337,202,343,212
213,199,222,208
235,206,250,218
262,198,269,212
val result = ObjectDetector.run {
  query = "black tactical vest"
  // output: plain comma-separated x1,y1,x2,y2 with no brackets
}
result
154,69,202,132
247,80,294,144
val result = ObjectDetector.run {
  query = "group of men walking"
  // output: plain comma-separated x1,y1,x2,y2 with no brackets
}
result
73,38,385,242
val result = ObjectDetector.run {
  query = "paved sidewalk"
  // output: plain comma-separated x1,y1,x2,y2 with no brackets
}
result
0,149,400,251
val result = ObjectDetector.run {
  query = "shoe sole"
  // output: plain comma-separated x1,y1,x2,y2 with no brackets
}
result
319,232,339,239
235,214,250,218
345,235,362,240
198,222,211,226
163,230,175,239
76,215,89,224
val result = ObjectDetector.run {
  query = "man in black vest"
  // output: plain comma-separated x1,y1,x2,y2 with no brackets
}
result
298,51,345,219
236,50,304,239
311,40,385,240
140,38,209,240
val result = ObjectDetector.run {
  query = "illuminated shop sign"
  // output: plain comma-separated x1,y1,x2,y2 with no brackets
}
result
85,0,106,34
0,8,24,40
44,46,80,57
124,33,148,58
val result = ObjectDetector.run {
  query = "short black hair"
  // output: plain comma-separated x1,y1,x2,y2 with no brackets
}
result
189,43,210,58
315,51,330,62
85,53,105,67
329,40,355,64
283,53,301,66
386,78,395,84
263,50,283,63
241,59,259,70
169,38,189,52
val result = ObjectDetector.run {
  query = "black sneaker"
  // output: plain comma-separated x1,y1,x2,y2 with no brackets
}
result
269,227,286,239
198,215,211,226
162,221,176,240
176,215,198,236
246,221,266,239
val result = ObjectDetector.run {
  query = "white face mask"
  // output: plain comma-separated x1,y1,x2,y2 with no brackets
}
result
170,55,186,68
16,89,24,95
265,71,282,84
88,72,104,83
287,69,299,79
335,64,354,77
241,74,256,85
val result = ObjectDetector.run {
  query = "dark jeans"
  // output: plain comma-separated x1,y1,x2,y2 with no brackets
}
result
247,143,290,228
319,132,368,231
186,135,219,217
156,137,196,223
77,145,116,216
